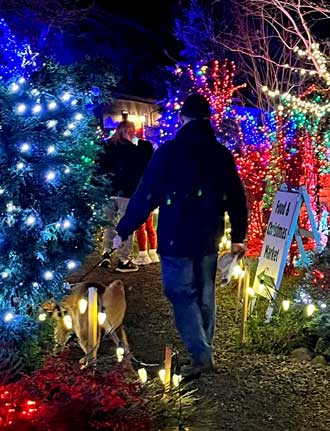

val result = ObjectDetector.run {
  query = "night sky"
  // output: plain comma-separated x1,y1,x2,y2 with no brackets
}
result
3,0,183,99
87,0,183,98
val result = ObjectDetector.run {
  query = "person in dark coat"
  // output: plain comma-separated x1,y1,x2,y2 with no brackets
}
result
114,94,248,376
95,120,141,272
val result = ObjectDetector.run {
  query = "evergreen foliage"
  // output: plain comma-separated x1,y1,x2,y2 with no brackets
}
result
0,23,114,311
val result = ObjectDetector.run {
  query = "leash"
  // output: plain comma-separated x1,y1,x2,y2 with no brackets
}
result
76,248,116,282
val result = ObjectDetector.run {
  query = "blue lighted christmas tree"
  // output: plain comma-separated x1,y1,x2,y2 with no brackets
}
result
0,20,110,312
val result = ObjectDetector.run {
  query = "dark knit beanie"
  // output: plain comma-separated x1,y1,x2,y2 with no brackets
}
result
181,94,211,119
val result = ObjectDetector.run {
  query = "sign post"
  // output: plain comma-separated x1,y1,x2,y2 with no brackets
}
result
88,287,98,367
252,185,321,320
164,344,172,393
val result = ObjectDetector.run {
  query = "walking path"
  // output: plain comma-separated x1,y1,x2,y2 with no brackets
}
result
71,255,330,431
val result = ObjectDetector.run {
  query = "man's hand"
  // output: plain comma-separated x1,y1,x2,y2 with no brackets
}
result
113,234,122,249
231,243,247,258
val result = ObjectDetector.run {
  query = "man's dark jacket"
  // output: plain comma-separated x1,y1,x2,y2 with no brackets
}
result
117,119,248,257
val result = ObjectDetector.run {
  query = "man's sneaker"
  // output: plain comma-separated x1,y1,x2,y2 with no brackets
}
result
98,257,111,268
148,249,160,263
132,251,152,265
180,358,215,382
115,260,139,273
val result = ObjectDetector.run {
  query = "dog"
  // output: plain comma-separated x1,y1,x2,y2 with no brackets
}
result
41,280,128,363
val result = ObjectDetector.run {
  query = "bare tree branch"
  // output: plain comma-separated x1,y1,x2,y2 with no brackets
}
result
207,0,330,110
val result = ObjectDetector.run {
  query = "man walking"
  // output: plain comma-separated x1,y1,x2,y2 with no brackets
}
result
115,94,248,378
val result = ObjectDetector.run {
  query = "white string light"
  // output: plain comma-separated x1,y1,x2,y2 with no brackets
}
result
43,271,53,281
63,315,73,330
74,112,83,121
25,214,36,226
9,83,19,93
67,260,76,270
47,101,57,110
97,312,107,325
16,103,27,114
38,312,47,321
20,143,30,152
78,298,88,314
1,271,9,279
158,369,166,384
32,104,42,114
62,220,71,229
137,368,148,383
4,312,14,322
45,171,56,181
116,347,125,362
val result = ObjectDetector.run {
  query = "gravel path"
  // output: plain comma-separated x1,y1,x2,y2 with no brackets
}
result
70,254,330,431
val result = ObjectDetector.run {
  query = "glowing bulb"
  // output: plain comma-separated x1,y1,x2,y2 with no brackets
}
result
64,167,70,174
16,162,24,170
9,83,19,93
98,311,107,325
44,271,53,281
63,130,71,137
16,103,27,113
26,215,36,226
38,313,47,321
67,123,75,130
74,112,83,121
158,369,166,384
320,303,327,309
172,373,182,387
306,304,316,317
31,88,39,96
45,171,56,181
18,77,25,84
282,300,290,311
6,202,15,212
63,315,73,330
4,312,14,322
48,101,57,110
20,143,30,152
71,99,78,106
233,265,243,279
0,188,4,195
138,368,148,383
1,271,9,279
116,347,125,362
78,298,88,314
47,145,55,154
63,220,71,229
47,120,57,128
61,92,71,102
32,104,42,114
67,260,76,270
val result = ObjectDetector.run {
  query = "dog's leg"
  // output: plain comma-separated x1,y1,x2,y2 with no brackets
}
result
115,324,129,348
54,324,72,353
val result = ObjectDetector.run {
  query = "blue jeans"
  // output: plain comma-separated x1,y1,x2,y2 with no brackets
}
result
160,254,217,366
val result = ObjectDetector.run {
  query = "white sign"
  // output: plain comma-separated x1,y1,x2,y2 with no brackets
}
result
253,190,299,299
